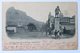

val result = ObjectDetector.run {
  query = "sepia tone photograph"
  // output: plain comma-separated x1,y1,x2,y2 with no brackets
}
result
2,2,78,50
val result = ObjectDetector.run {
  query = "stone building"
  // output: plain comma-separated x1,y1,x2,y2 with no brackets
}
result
70,15,75,24
48,12,54,28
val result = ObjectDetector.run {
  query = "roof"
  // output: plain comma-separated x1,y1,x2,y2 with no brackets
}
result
60,22,75,25
63,17,70,18
6,25,17,27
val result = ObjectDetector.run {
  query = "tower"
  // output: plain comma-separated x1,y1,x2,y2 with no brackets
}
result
48,12,54,28
48,12,51,20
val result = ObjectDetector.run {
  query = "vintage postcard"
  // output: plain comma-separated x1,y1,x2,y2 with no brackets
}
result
2,2,78,50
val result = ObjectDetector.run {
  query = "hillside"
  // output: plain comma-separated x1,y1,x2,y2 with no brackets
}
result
6,7,44,28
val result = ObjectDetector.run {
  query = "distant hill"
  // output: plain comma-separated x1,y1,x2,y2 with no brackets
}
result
6,7,44,28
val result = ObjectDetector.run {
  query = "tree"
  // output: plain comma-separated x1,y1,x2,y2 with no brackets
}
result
27,23,37,31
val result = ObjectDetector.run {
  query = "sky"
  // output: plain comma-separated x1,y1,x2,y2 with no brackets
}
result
3,2,77,22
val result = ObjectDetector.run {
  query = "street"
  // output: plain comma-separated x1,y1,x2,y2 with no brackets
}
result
7,29,74,39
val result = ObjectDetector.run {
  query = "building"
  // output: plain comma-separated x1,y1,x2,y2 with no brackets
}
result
46,11,75,35
60,17,70,23
60,22,75,30
59,12,63,18
6,25,17,33
60,22,75,35
54,16,75,33
48,12,54,28
70,15,75,23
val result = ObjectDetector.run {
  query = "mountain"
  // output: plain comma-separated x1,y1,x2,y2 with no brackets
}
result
6,7,44,28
